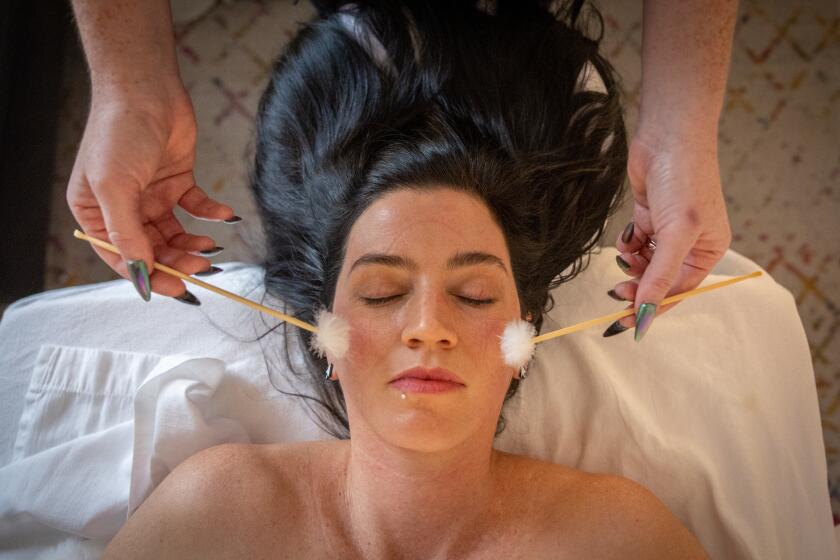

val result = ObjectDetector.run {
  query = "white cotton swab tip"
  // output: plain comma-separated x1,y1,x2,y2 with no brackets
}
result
310,308,351,360
499,319,537,370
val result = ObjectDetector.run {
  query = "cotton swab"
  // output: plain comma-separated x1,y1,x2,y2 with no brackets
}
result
496,270,764,369
72,229,350,359
74,229,762,370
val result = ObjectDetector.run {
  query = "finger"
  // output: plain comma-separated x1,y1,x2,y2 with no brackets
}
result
617,303,636,329
632,228,699,341
90,179,156,301
616,252,650,278
178,184,234,222
146,244,216,297
153,211,218,253
608,280,639,303
655,260,715,317
615,221,644,254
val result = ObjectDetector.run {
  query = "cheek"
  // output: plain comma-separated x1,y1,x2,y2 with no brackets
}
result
341,314,393,374
466,315,508,367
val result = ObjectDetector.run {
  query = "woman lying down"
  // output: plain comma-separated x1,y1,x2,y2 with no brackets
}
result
104,0,709,558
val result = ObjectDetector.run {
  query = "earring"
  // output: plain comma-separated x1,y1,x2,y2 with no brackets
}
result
323,362,336,381
519,364,528,380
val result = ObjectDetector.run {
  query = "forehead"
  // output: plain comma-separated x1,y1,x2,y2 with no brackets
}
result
344,188,508,260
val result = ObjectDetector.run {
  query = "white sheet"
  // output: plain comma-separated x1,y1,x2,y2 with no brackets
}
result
0,249,835,559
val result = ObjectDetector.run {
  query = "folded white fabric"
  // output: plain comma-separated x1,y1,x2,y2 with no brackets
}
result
0,249,835,559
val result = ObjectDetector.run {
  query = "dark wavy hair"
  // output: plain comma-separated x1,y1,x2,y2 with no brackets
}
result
249,0,627,440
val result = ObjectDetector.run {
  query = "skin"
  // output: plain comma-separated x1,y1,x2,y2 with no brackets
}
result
68,0,234,298
325,187,527,557
102,188,711,559
611,0,737,331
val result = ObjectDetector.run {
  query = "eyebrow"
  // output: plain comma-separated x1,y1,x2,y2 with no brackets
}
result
349,250,508,275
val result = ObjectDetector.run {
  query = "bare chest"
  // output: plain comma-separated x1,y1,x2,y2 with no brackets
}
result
203,444,601,559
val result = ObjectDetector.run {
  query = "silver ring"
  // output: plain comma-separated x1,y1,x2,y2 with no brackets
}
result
644,238,657,252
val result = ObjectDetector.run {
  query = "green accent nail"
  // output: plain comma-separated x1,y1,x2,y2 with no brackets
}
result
634,303,657,342
127,259,151,302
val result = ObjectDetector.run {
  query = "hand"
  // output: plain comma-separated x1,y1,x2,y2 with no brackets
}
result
67,86,236,299
609,132,732,340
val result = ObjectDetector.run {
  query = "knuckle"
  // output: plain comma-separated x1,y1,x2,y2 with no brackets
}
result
684,207,701,228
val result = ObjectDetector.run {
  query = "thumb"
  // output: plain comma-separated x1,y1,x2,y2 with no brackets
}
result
93,181,156,301
632,227,697,342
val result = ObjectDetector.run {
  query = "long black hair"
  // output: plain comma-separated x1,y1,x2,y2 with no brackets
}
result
249,0,627,439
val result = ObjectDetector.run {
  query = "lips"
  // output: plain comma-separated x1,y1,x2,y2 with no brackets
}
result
390,367,465,385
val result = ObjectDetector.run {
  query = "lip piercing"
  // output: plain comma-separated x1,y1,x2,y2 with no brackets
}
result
401,393,407,400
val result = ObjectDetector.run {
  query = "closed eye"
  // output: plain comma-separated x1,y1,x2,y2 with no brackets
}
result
361,295,496,307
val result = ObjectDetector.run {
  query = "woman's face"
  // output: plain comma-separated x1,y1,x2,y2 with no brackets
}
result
331,187,525,452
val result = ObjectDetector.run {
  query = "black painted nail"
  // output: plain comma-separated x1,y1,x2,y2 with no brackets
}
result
223,215,242,224
173,290,201,306
622,222,634,244
602,320,630,337
616,255,632,272
198,246,224,257
607,289,625,301
195,265,223,277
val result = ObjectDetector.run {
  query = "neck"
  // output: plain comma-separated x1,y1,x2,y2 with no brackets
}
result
338,425,504,559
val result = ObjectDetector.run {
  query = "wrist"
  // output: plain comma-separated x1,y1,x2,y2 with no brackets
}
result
633,118,719,154
91,75,190,113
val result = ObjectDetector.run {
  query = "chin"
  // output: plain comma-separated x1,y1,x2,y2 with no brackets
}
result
379,409,473,453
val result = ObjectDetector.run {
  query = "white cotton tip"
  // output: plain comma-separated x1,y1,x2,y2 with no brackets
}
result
499,319,537,370
310,308,351,360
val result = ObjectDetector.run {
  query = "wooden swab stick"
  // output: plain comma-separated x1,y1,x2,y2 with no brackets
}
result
74,228,762,360
531,270,763,344
72,229,318,333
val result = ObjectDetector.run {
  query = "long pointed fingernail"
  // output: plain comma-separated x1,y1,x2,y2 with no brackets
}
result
126,259,151,302
197,246,224,257
195,265,223,277
634,303,657,342
602,320,630,337
173,290,201,306
621,222,634,243
607,289,625,301
616,255,632,272
223,215,242,224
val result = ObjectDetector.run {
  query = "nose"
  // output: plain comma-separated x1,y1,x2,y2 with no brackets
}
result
401,287,458,349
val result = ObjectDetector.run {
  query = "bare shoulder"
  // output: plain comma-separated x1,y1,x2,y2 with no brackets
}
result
102,442,304,559
497,454,709,559
558,472,711,560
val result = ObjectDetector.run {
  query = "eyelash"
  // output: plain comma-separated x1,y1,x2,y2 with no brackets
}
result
361,295,496,307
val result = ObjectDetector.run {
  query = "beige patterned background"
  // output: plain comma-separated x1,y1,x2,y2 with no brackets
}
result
44,0,840,520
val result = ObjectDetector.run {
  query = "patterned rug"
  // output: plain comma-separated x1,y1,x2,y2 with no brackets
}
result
46,0,840,520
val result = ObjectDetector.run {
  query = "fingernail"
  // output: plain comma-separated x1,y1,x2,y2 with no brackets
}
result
616,255,632,272
621,222,634,243
223,215,242,224
602,320,630,337
126,259,151,302
195,265,223,277
198,246,224,257
173,290,201,306
607,289,625,301
634,303,657,342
